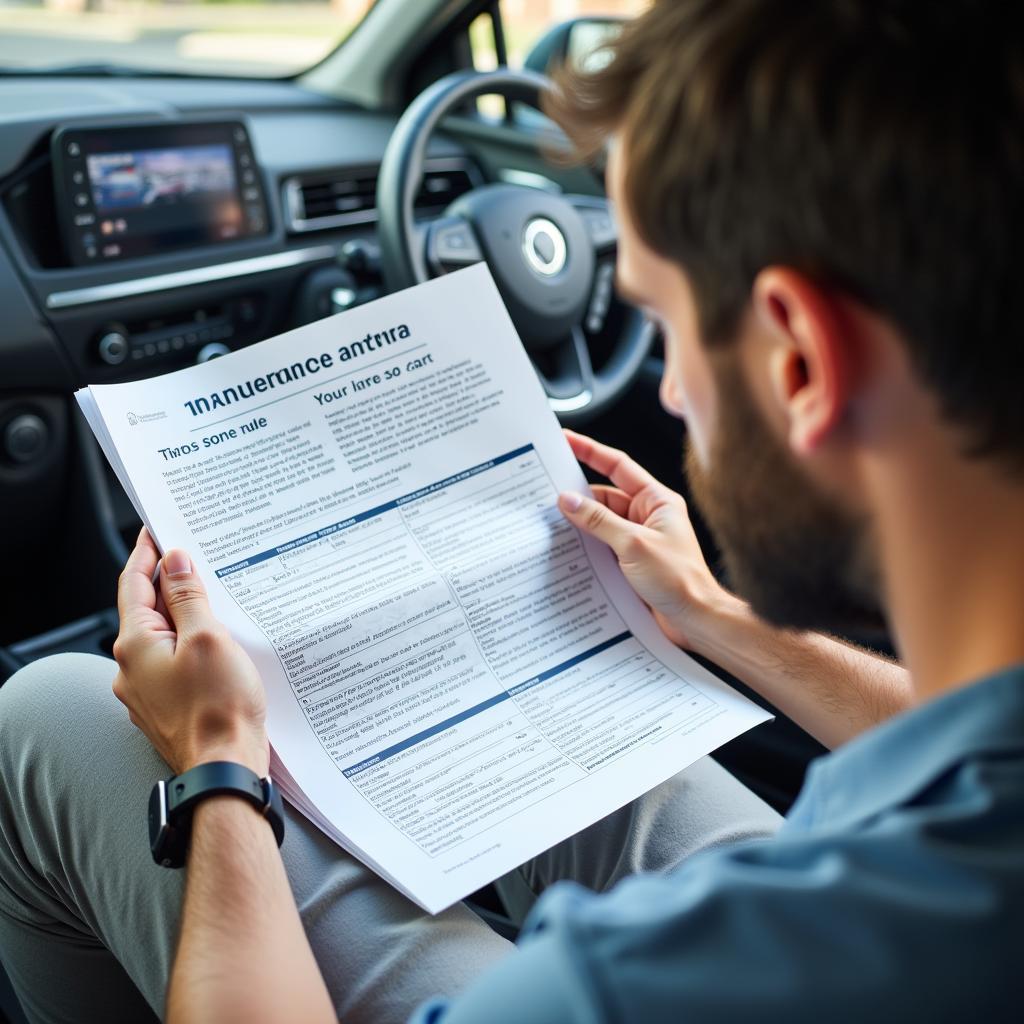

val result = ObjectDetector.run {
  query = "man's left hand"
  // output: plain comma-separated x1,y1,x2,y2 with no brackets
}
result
112,528,269,776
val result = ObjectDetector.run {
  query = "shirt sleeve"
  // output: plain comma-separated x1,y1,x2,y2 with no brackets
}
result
408,805,1014,1024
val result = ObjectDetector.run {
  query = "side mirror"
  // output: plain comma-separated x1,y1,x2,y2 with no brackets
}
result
523,17,627,76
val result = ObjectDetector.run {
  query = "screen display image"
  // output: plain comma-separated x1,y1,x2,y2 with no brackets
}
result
55,121,268,264
88,144,237,212
81,141,247,259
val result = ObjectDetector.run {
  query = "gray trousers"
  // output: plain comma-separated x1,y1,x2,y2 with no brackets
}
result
0,653,781,1024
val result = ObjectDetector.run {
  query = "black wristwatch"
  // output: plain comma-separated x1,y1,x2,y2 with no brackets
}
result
148,761,285,869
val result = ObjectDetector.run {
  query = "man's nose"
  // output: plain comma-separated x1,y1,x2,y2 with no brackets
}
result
659,372,685,419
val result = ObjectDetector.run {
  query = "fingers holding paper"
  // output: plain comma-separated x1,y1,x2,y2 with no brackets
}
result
558,430,734,653
113,529,269,776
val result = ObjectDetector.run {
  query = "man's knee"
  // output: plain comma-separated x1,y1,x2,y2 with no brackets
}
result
0,652,168,892
0,653,120,749
0,653,157,798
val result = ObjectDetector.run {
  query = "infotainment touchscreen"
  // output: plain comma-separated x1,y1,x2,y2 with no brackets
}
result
52,120,270,265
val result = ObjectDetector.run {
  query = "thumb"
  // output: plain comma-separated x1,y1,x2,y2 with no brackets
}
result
159,549,215,636
558,490,638,555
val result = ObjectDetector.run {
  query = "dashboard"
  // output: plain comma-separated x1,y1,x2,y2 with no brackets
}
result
0,76,482,400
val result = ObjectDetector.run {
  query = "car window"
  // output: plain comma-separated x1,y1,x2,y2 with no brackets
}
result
472,0,647,71
0,0,377,78
470,1,647,121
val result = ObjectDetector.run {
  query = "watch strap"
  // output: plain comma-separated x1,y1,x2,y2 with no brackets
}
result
150,761,285,868
167,760,265,816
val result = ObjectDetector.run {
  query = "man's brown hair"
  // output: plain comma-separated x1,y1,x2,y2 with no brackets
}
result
548,0,1024,469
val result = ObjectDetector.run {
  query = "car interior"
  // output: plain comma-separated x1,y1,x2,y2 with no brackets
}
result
0,2,849,1019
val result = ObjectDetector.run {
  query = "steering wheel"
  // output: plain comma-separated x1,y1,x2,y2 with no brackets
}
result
376,68,655,424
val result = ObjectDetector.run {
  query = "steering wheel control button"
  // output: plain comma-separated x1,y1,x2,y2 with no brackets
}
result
523,218,567,277
4,414,49,465
580,207,617,250
97,330,129,366
585,261,617,333
434,222,482,265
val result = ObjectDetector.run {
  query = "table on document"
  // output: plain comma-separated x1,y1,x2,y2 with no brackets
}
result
217,445,725,856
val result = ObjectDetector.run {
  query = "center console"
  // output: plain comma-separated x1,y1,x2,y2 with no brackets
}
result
0,114,341,389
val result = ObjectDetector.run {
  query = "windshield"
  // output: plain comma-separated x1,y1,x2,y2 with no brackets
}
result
0,0,377,78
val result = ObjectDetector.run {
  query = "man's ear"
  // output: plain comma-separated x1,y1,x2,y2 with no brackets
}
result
751,267,854,456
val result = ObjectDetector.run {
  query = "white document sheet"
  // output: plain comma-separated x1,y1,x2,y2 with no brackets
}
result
77,263,770,913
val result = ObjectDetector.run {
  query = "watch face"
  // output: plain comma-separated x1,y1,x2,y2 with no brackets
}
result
149,779,175,865
148,780,166,847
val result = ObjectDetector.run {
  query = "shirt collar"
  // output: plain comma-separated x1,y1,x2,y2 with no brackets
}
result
787,664,1024,832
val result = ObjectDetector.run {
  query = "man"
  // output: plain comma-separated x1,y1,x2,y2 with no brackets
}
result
2,0,1022,1019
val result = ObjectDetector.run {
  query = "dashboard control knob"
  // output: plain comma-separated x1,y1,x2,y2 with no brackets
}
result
4,414,49,465
339,238,381,276
197,342,231,363
330,286,357,313
97,330,129,365
293,266,357,325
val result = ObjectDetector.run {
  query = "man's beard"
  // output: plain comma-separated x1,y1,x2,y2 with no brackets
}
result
685,358,886,635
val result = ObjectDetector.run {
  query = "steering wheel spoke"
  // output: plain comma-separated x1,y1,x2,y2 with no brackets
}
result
567,194,617,255
537,325,597,415
424,215,485,276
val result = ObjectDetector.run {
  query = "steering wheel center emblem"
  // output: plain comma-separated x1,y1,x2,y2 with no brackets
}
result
522,218,567,277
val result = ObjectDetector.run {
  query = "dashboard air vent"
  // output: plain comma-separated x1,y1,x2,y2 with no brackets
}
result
283,158,481,234
417,163,477,211
292,172,377,224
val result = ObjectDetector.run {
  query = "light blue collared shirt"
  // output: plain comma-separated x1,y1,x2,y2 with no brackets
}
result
414,666,1024,1021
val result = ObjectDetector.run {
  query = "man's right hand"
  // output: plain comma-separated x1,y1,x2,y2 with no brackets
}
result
558,431,912,747
558,430,742,654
